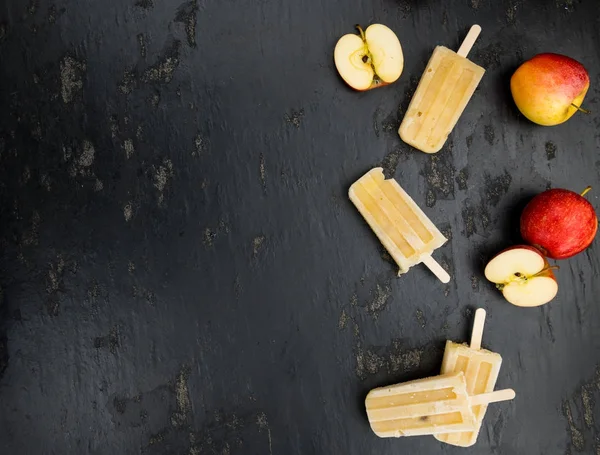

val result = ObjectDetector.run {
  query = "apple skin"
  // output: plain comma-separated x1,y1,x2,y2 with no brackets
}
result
510,53,589,126
521,189,598,259
358,80,390,92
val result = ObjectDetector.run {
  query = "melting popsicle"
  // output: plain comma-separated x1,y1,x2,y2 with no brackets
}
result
349,167,450,283
399,25,485,153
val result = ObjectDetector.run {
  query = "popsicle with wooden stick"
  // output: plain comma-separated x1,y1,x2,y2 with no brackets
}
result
399,25,486,153
365,371,515,438
349,167,450,283
435,308,504,447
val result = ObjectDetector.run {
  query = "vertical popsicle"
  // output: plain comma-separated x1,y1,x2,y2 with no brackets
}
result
435,309,503,447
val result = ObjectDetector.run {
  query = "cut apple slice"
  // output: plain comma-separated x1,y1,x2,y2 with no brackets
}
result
364,24,403,83
334,34,374,91
484,246,558,308
334,24,403,91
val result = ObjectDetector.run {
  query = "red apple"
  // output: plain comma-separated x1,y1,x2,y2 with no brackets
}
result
521,187,598,259
510,53,590,126
484,246,558,307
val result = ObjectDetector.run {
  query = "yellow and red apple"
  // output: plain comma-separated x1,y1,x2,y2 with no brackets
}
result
510,53,590,126
334,24,403,91
521,187,598,259
484,246,558,307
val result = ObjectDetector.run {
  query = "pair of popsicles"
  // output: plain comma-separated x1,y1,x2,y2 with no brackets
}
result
349,26,485,281
365,309,510,447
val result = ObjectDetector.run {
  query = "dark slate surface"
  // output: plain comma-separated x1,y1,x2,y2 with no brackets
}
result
0,0,599,453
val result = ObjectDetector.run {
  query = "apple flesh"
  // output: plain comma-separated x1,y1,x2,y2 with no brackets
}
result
484,246,558,307
510,53,590,126
521,187,598,259
334,24,403,91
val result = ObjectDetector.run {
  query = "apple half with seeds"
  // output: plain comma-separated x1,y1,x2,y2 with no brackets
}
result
334,24,403,91
484,246,558,307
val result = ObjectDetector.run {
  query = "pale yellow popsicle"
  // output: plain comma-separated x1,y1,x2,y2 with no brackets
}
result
399,25,485,153
349,167,449,282
365,371,514,438
435,309,503,447
366,372,477,437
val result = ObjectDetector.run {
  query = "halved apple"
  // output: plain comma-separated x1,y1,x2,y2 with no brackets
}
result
334,24,403,91
484,246,558,307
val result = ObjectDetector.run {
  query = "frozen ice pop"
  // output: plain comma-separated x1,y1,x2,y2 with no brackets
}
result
435,308,503,447
399,25,485,153
365,371,514,438
349,167,450,283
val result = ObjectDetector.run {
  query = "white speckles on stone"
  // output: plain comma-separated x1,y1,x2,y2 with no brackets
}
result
193,134,206,156
60,55,86,104
47,255,66,294
142,43,180,83
62,145,72,161
123,139,134,159
259,153,266,192
153,159,174,206
40,173,52,191
79,140,95,167
21,166,31,185
124,202,133,222
109,115,118,138
171,366,191,428
150,92,160,108
118,70,136,95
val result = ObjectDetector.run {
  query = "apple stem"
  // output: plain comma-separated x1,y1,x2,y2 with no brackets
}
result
355,25,366,42
571,103,591,114
531,265,559,278
581,186,592,197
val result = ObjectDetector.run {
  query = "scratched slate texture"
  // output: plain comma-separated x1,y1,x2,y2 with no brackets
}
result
0,0,599,453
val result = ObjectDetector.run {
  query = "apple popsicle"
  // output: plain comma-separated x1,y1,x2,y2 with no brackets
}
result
349,167,450,283
399,25,485,153
435,309,503,447
365,371,514,438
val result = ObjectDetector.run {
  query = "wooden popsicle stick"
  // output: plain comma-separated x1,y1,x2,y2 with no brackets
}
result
422,255,450,284
470,308,486,350
470,388,516,406
457,24,482,58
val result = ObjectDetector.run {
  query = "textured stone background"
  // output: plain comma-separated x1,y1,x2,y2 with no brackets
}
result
0,0,599,454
